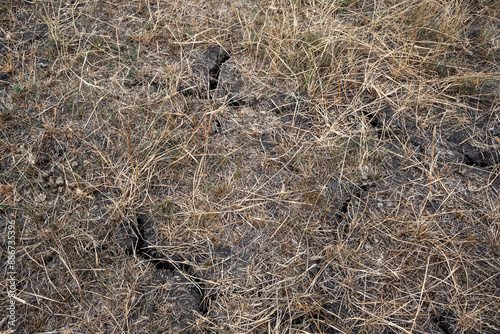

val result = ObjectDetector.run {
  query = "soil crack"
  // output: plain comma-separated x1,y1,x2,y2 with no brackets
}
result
129,214,212,315
208,50,230,92
179,45,230,100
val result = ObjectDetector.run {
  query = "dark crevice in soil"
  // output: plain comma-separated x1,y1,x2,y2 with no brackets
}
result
364,106,500,168
225,97,241,107
463,144,500,167
339,196,351,215
433,315,453,334
334,182,374,234
362,106,392,131
437,322,452,334
129,214,213,315
209,52,230,91
179,46,230,99
448,130,500,167
216,118,224,133
341,182,372,213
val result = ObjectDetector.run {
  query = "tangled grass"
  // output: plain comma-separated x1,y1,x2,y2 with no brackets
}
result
0,0,499,333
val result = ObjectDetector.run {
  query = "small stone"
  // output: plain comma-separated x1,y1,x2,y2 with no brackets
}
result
56,177,64,186
37,193,47,202
71,161,78,168
38,62,47,68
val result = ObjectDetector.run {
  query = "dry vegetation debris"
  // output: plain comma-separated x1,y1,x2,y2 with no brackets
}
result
0,0,499,333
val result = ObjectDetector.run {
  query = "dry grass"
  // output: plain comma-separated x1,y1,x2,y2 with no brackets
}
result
0,0,499,333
